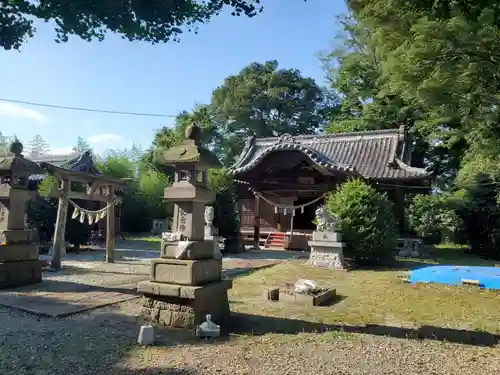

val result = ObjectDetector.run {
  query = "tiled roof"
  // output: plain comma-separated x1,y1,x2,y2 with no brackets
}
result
27,153,81,167
230,128,430,181
28,150,99,180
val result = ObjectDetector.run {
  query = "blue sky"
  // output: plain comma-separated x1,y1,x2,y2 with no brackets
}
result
0,0,347,155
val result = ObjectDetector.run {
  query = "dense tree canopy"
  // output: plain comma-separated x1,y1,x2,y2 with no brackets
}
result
148,60,329,166
0,0,264,50
322,15,416,134
346,0,500,159
212,60,327,137
336,0,500,257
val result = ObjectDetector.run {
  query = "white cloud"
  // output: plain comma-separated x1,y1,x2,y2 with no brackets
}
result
0,102,47,122
87,133,124,144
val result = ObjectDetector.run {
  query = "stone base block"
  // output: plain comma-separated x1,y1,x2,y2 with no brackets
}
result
308,240,344,249
139,280,232,329
0,260,42,289
205,235,222,259
307,246,346,270
161,240,214,260
138,279,232,299
0,243,39,262
150,258,222,285
312,231,342,242
0,229,33,245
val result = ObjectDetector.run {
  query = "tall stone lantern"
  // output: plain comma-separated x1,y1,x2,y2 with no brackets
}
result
0,141,45,288
138,124,232,329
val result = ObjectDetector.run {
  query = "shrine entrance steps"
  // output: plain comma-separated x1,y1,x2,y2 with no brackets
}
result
264,232,287,250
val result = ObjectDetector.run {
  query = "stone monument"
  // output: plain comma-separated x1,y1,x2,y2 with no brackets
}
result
138,123,232,329
307,206,346,270
204,206,222,259
0,141,45,288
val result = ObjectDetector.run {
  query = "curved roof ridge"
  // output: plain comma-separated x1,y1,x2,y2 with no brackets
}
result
231,135,256,169
254,127,404,144
230,141,360,177
393,158,430,175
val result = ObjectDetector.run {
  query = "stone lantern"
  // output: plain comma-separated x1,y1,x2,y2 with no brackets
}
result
0,141,45,288
138,124,232,329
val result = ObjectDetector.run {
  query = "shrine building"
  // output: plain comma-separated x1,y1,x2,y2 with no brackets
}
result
229,127,431,250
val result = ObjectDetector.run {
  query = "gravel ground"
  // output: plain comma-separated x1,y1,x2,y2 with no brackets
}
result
0,299,498,375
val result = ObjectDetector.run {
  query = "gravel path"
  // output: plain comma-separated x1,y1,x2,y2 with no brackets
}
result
0,299,498,375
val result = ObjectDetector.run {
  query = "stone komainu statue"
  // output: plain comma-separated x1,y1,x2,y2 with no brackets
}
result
315,205,338,232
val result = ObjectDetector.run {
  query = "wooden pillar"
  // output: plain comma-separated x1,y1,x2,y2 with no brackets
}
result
253,194,260,249
274,196,280,232
395,186,406,234
50,178,70,270
106,185,115,263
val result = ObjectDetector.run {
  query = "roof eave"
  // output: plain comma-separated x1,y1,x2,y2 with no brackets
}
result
229,141,359,178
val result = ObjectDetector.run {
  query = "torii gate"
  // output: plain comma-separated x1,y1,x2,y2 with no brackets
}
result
39,162,129,270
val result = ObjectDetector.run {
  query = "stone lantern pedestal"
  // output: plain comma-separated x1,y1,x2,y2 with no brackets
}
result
138,124,231,329
0,141,44,288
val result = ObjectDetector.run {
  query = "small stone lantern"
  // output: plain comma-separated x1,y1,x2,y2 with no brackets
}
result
138,123,232,330
0,141,45,288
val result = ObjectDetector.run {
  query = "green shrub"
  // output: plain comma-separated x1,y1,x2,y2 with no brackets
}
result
408,194,461,243
325,179,397,265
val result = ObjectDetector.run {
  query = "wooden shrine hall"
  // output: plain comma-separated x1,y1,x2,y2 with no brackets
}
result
229,127,431,250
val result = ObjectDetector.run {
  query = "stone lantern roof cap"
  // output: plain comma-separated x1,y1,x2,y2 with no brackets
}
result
154,123,222,169
0,141,44,175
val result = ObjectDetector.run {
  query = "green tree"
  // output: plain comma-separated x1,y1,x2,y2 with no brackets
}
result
348,0,500,166
73,137,91,154
325,179,397,265
153,105,217,151
211,60,329,165
408,194,461,243
1,0,263,50
95,151,136,179
321,15,416,134
28,134,50,157
207,168,241,252
96,150,170,233
457,173,500,260
0,132,9,153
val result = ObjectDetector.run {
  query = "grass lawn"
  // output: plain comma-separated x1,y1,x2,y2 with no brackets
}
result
120,251,500,374
228,256,500,338
122,233,161,242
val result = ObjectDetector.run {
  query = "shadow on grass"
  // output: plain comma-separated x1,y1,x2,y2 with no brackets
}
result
343,257,435,273
349,248,499,273
229,312,499,347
